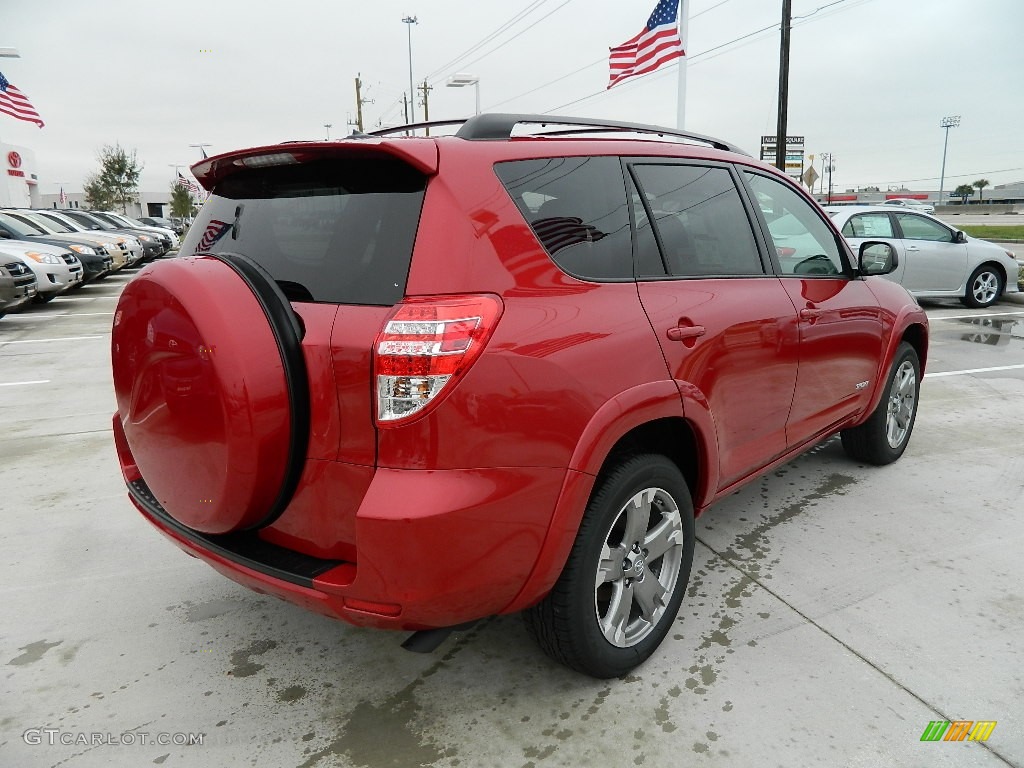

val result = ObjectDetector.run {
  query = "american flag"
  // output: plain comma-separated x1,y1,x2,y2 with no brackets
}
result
177,171,203,197
0,71,45,128
608,0,684,89
194,219,232,254
59,187,67,205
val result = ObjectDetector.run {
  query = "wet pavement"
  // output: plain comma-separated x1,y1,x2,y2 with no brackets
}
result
2,273,1022,768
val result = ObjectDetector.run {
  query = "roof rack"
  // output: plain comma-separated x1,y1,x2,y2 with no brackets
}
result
358,113,747,155
456,113,748,155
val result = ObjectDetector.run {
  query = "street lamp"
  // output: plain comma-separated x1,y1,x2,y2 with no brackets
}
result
402,16,418,124
446,73,481,115
938,115,960,208
0,47,21,58
190,143,212,159
324,123,332,140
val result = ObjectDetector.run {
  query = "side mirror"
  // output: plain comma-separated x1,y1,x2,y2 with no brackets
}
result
859,241,898,275
955,230,967,243
0,229,10,239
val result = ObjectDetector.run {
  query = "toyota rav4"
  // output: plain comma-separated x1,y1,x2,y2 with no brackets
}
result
111,114,928,678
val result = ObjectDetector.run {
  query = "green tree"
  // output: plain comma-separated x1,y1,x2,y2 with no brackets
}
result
952,184,975,204
83,173,116,210
972,178,990,203
169,183,195,221
89,144,144,213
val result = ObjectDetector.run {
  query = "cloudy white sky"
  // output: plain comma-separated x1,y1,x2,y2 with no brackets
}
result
2,0,1022,197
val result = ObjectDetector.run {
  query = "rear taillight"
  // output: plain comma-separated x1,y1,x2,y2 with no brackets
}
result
374,294,503,426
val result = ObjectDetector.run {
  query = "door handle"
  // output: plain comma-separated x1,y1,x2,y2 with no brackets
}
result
666,325,706,342
799,308,824,321
906,245,920,251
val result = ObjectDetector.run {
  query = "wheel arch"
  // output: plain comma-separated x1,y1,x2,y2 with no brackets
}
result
501,381,717,615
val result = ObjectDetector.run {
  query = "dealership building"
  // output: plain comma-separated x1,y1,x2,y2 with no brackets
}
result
0,141,41,208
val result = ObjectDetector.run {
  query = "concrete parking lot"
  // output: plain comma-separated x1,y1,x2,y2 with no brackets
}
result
2,269,1023,768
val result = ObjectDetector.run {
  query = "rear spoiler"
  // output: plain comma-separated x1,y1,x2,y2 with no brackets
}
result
190,139,439,191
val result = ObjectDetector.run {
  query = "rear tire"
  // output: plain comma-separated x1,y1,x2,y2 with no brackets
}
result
960,264,1003,308
525,454,695,678
841,342,920,465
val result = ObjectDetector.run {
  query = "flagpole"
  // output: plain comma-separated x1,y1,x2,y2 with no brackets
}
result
676,0,689,129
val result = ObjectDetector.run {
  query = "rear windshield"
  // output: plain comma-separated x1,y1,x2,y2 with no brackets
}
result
183,157,427,306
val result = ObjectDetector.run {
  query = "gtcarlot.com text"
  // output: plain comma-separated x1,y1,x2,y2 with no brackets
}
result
23,728,205,747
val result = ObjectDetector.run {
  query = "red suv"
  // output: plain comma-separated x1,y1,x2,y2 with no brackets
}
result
112,114,928,678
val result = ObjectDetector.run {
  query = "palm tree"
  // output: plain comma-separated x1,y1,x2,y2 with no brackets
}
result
973,178,990,203
953,184,975,204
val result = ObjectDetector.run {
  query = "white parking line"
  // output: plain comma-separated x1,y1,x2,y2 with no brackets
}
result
925,364,1024,378
0,312,114,319
930,310,1024,321
0,334,109,346
0,379,50,387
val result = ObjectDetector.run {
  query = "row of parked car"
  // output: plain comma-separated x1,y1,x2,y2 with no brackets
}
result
0,208,180,317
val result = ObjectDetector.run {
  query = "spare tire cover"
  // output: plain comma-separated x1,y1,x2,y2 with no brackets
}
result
112,256,303,534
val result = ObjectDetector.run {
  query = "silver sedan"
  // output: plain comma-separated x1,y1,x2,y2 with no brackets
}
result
825,205,1020,308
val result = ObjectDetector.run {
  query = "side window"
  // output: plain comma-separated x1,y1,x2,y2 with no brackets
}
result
630,164,764,278
743,172,845,277
494,157,632,280
842,213,895,238
895,213,953,242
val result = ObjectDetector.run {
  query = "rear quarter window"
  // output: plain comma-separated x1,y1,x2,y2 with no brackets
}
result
182,157,426,306
494,156,633,280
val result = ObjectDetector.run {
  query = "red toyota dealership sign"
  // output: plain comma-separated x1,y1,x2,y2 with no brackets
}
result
7,151,22,169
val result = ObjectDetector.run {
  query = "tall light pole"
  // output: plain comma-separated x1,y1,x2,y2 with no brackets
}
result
446,73,480,115
402,16,418,125
324,123,332,140
0,47,21,58
189,143,212,160
938,115,960,208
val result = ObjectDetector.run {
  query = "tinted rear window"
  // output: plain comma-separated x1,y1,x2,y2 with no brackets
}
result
183,157,426,305
494,157,632,280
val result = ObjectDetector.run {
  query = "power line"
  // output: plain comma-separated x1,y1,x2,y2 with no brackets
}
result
429,0,574,86
424,0,550,81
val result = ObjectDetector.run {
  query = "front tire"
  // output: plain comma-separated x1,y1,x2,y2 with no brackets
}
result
525,454,695,678
841,342,920,465
961,264,1003,308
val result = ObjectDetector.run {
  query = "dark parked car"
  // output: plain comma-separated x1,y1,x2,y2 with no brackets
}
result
0,251,38,315
139,215,184,235
112,114,928,678
47,210,164,261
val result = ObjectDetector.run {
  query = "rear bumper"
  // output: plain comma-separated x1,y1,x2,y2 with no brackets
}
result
122,449,567,630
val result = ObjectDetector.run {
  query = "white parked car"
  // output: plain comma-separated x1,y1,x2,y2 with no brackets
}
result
880,198,935,214
826,206,1019,308
0,239,84,302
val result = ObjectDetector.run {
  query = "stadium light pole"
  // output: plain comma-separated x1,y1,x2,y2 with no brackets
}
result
446,73,480,115
402,16,418,124
190,143,212,160
938,115,960,208
324,123,332,140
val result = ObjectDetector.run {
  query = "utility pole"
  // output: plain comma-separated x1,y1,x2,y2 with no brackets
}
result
355,75,364,132
418,79,432,136
402,92,409,125
774,0,792,173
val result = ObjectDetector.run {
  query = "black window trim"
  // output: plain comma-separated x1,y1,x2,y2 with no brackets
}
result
737,168,856,280
623,157,773,282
